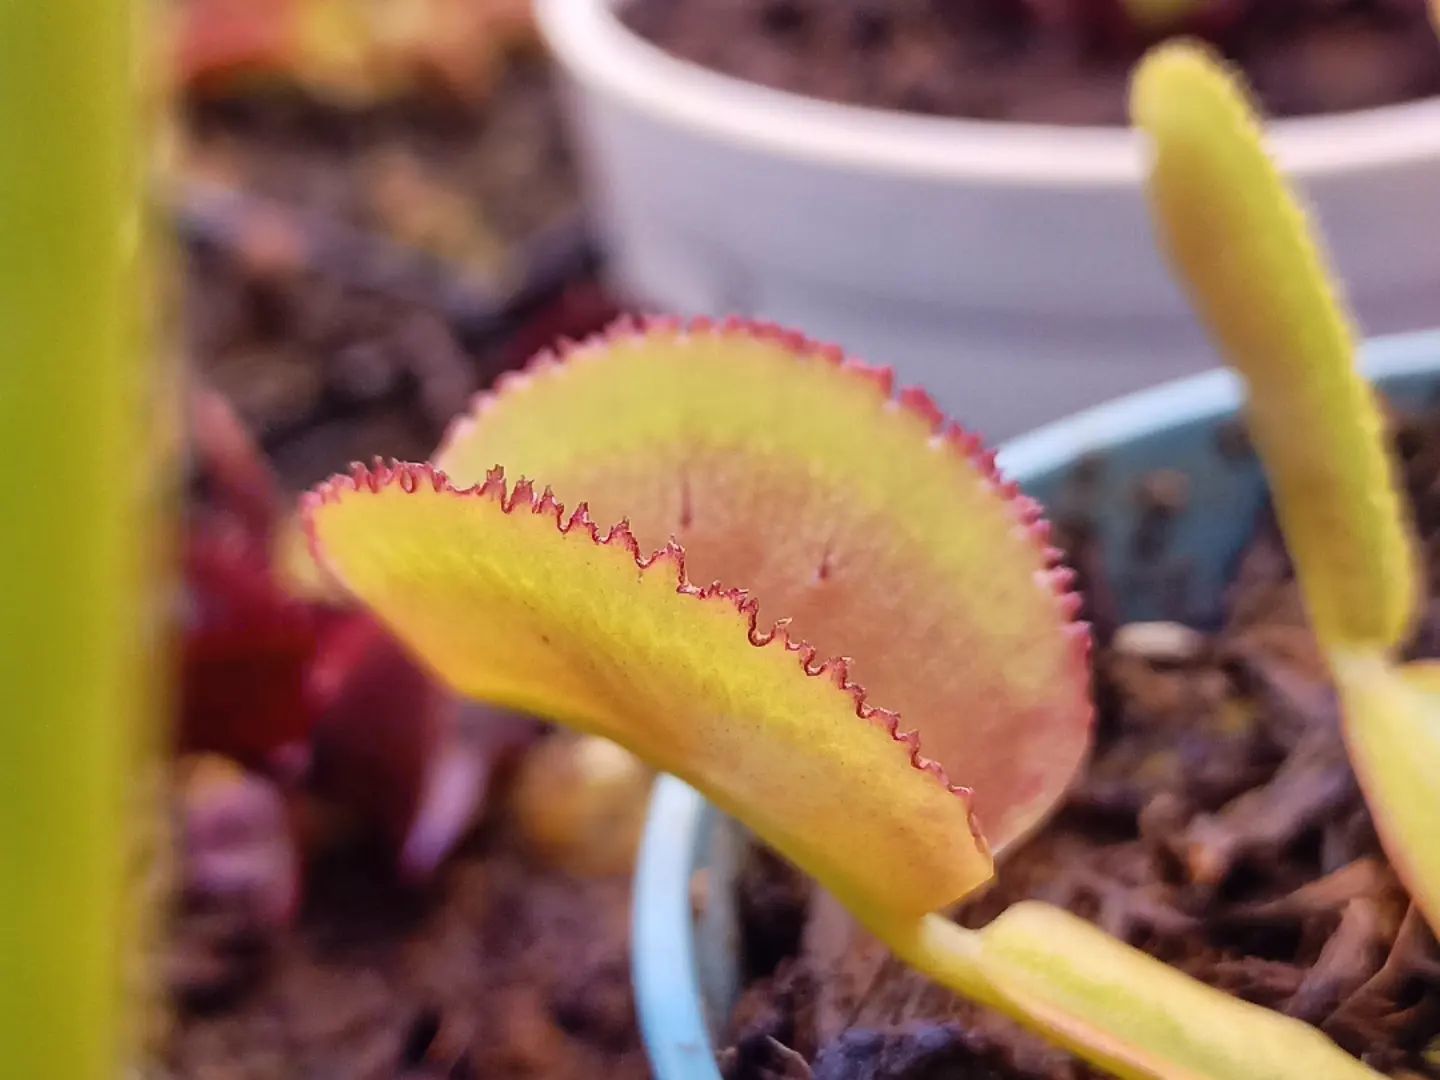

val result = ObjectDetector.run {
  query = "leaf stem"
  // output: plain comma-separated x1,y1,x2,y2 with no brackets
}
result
862,904,1381,1079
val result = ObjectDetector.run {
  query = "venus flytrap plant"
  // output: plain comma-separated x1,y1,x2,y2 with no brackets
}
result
304,319,1381,1078
1133,40,1440,937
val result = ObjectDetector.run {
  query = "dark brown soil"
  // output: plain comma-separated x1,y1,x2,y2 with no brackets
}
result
167,821,650,1080
179,57,613,493
181,59,579,289
722,403,1440,1079
621,0,1440,125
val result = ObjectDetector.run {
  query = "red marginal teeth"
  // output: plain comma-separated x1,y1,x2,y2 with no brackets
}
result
304,461,990,840
897,387,945,427
434,313,1088,629
507,477,535,510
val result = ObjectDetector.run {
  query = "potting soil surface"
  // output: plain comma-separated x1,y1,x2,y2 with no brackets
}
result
622,0,1440,125
182,59,579,287
181,52,612,489
168,828,649,1080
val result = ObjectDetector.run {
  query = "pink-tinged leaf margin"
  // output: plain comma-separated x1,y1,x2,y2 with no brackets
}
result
303,457,999,856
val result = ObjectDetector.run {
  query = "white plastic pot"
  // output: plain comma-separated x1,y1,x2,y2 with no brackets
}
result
536,0,1440,438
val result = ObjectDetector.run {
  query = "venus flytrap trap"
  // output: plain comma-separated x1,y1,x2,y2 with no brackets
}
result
303,319,1381,1078
1133,40,1440,938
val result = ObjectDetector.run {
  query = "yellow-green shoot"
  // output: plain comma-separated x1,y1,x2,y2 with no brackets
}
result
1134,39,1440,940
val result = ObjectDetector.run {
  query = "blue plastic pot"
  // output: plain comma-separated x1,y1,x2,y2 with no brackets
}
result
630,330,1440,1079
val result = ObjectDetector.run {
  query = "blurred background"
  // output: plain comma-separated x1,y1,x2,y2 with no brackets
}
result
177,0,604,490
178,0,1440,461
6,2,1440,1077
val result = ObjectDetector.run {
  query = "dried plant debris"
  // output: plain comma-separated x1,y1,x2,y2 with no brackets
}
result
178,0,540,107
167,779,650,1080
724,405,1440,1079
170,756,300,1009
179,51,598,484
185,232,473,478
180,59,579,289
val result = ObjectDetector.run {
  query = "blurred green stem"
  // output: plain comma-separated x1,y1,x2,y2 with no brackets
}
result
0,4,164,1076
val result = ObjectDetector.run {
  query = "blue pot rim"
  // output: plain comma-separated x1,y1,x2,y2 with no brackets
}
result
630,329,1440,1080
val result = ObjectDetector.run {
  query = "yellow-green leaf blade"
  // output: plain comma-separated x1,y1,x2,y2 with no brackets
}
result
304,464,993,919
887,907,1379,1080
1332,652,1440,934
437,319,1092,849
1132,41,1417,652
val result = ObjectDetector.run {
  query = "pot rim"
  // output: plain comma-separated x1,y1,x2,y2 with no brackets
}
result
537,0,1440,188
630,328,1440,1079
